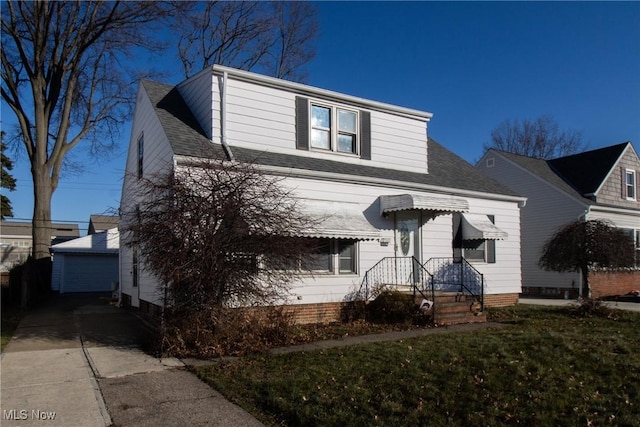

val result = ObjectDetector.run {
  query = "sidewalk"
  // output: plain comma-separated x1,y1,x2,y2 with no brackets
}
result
1,294,263,427
518,297,640,312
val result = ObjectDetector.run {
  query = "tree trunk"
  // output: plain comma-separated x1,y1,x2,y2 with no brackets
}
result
31,166,53,260
581,265,590,299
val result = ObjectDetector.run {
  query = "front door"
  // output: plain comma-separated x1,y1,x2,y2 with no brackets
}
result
395,211,421,285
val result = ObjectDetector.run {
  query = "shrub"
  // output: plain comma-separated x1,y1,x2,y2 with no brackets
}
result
366,291,415,324
159,305,295,358
566,298,619,320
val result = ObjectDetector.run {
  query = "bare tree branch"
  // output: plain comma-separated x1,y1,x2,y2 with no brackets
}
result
1,0,170,260
122,158,318,313
484,115,584,159
174,1,317,81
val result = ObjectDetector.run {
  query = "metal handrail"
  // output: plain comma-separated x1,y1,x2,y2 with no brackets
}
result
423,257,484,310
361,256,434,305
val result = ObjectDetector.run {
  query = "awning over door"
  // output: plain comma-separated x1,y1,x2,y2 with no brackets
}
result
461,213,508,240
379,194,469,215
296,201,380,240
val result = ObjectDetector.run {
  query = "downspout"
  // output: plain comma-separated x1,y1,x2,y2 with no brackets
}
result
220,70,234,161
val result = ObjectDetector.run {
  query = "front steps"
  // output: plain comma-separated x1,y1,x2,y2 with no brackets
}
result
419,291,486,326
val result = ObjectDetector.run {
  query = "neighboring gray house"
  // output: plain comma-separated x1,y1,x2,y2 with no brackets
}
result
120,65,526,323
51,228,119,293
0,221,79,271
478,142,640,297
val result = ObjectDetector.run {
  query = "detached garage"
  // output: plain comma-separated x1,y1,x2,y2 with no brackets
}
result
51,228,119,293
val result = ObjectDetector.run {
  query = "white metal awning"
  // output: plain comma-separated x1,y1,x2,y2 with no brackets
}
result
296,201,381,240
461,213,508,240
379,194,469,215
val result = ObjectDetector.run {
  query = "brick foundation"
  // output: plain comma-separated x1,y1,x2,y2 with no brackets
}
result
590,270,640,298
483,293,519,308
284,302,345,324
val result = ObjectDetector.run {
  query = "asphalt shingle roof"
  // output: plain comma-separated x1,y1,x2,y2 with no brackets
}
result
141,80,519,198
493,143,637,209
547,143,628,195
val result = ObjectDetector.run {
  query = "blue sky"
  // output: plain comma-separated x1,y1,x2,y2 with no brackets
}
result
3,1,640,234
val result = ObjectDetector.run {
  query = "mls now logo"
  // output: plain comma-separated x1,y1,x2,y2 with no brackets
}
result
3,409,56,420
3,410,28,420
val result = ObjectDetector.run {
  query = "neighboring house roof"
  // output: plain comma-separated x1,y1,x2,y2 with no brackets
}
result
141,79,520,199
51,228,119,254
491,150,595,206
1,221,80,239
547,142,628,195
489,142,639,210
88,215,119,234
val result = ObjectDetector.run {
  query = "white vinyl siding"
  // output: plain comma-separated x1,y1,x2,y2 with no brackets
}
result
208,75,429,174
279,176,522,304
119,84,177,307
176,70,214,140
478,152,585,290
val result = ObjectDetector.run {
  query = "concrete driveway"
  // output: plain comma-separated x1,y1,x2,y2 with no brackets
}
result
1,294,263,427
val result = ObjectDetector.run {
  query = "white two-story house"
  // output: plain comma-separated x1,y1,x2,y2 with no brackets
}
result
119,65,526,323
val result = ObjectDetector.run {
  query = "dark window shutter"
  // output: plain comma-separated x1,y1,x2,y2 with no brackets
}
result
486,240,496,263
295,97,309,150
360,110,371,160
487,215,496,263
452,214,463,260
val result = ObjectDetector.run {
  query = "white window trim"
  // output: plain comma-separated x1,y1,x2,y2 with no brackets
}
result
625,169,636,201
309,100,360,156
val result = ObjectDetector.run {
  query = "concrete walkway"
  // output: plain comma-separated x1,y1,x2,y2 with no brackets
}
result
1,294,263,427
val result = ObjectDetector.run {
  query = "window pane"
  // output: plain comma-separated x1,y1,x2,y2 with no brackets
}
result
311,129,330,149
627,171,636,198
304,240,332,272
312,105,330,128
338,241,356,274
463,240,485,261
338,109,356,133
338,134,356,153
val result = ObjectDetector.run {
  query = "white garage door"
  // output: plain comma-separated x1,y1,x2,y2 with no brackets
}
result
61,254,118,293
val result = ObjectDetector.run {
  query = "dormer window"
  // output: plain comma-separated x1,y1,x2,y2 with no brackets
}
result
625,169,636,200
310,103,359,154
296,96,371,160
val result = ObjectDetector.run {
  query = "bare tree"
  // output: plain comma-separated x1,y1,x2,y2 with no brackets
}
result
174,1,318,81
1,1,169,261
484,115,584,159
539,219,635,298
122,158,318,314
